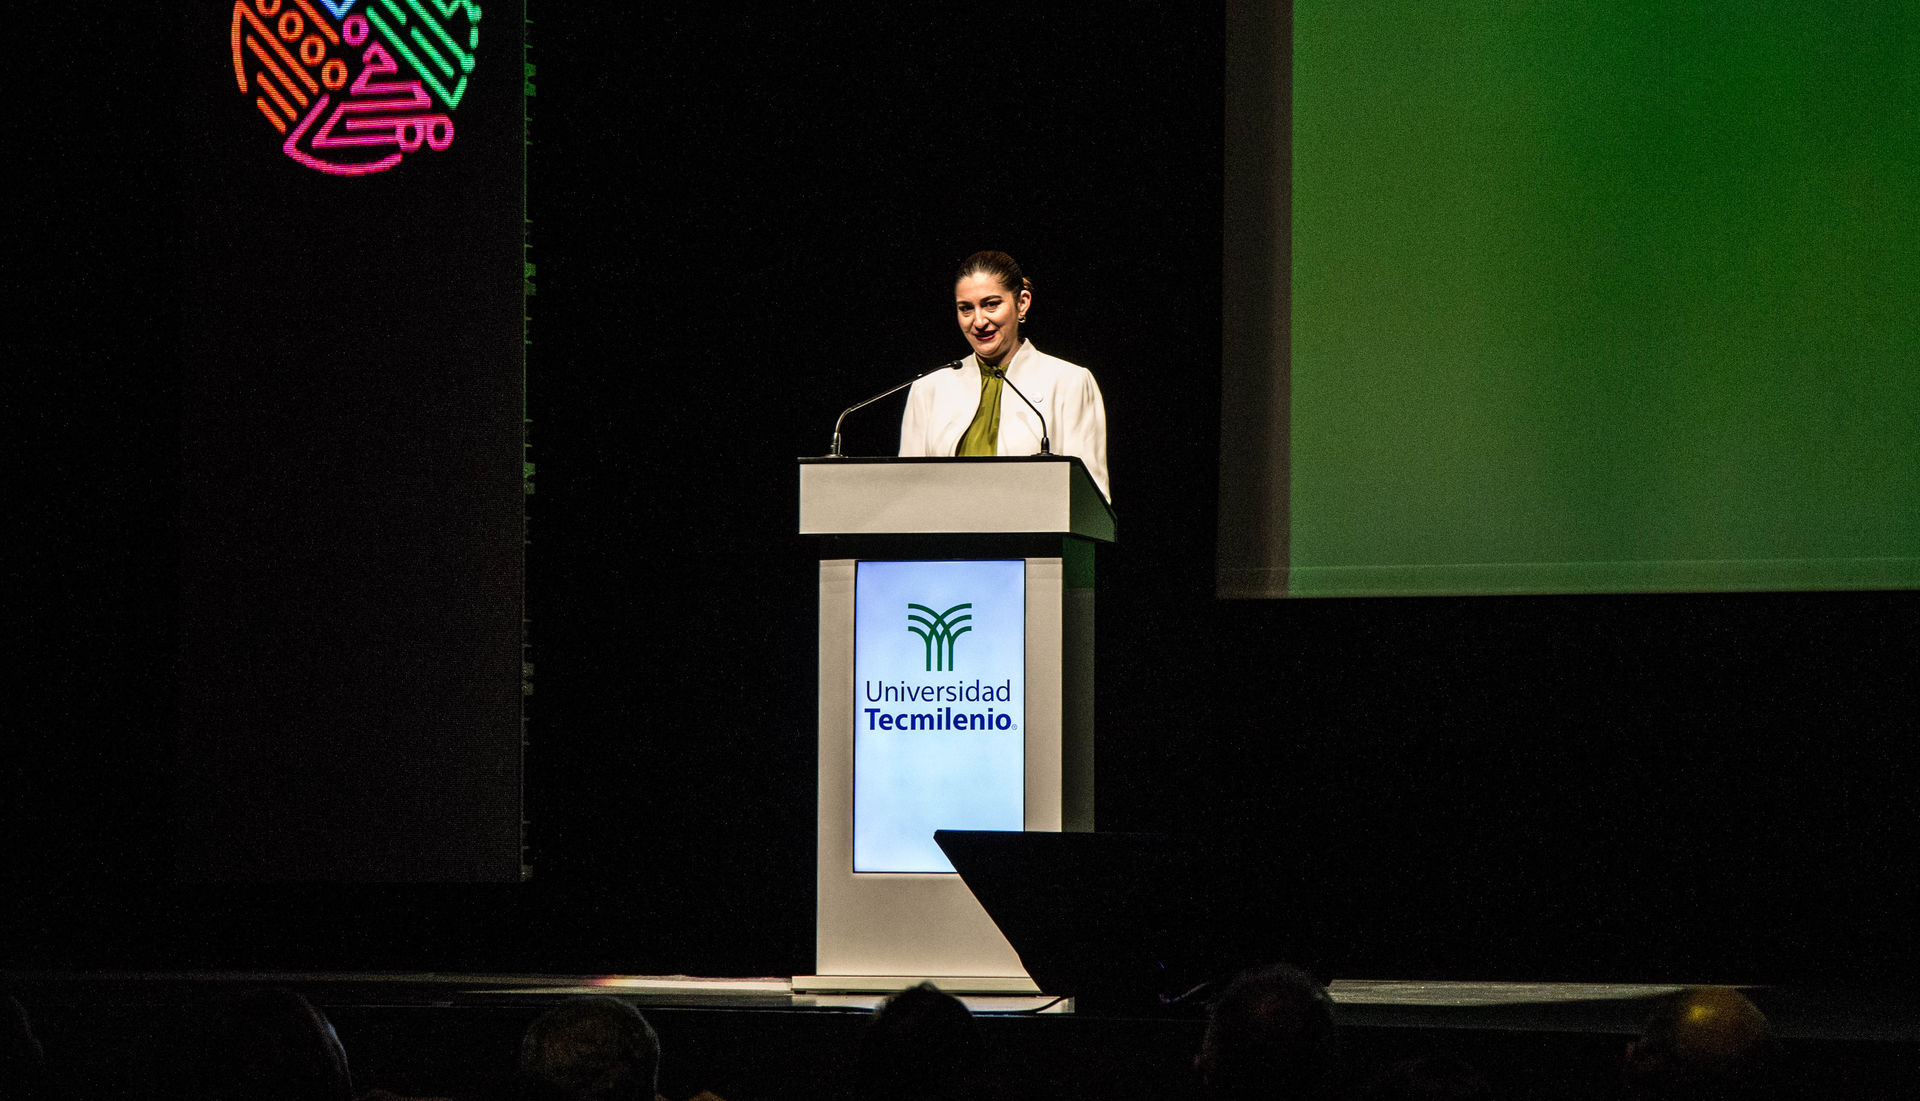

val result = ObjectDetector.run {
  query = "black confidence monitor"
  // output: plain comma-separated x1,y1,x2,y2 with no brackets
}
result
934,830,1310,1012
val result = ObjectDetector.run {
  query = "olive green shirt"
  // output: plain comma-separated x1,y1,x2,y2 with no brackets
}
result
955,366,1005,456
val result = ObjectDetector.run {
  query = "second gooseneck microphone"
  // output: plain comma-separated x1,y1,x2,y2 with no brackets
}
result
987,365,1051,455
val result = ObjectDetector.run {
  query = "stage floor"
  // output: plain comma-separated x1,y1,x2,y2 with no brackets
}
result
15,970,1919,1042
12,970,1918,1101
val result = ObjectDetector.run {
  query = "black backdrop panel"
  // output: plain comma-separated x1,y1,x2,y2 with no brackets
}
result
10,6,1915,984
175,3,525,881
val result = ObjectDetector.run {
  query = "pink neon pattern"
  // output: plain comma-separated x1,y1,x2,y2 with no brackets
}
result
231,0,479,176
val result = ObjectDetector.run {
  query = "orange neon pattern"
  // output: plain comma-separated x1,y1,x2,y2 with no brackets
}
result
229,0,481,176
295,0,342,44
255,97,289,134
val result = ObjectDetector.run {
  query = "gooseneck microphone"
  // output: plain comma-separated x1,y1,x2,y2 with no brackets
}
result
828,360,964,457
988,366,1050,455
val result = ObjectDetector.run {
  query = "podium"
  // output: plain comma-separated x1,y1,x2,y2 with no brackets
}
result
794,456,1115,993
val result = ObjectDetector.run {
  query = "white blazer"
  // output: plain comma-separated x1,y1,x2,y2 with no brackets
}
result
897,340,1111,502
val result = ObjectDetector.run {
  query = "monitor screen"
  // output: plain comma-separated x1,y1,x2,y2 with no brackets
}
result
853,560,1026,873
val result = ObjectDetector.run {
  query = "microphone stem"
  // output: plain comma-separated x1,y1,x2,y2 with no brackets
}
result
829,360,961,458
991,367,1051,455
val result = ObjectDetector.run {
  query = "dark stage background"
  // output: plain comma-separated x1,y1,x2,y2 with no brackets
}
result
12,6,1915,986
173,0,526,884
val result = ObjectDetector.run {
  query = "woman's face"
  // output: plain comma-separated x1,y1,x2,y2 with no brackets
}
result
955,272,1030,366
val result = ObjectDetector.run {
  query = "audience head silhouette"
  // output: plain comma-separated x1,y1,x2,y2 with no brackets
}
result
1622,986,1775,1100
855,981,988,1101
518,995,661,1101
1196,962,1337,1100
208,987,354,1101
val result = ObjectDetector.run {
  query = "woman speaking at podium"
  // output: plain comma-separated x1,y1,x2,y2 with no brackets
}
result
898,251,1111,502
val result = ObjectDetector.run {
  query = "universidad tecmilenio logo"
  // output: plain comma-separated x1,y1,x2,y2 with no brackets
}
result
230,1,481,176
854,562,1022,739
907,602,972,672
861,598,1015,734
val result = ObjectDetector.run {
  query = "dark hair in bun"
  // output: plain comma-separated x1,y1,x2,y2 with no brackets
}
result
955,250,1032,296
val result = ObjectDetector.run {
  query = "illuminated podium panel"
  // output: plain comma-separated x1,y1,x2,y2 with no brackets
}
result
796,457,1115,992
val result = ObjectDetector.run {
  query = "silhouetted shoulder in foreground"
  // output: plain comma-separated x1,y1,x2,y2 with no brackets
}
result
1358,1054,1493,1101
205,987,356,1101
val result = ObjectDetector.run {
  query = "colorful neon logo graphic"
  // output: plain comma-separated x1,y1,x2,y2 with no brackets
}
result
231,0,482,176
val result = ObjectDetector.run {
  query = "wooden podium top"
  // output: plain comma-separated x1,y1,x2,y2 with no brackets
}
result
797,456,1115,542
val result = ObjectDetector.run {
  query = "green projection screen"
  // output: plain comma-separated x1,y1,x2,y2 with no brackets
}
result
1220,2,1920,597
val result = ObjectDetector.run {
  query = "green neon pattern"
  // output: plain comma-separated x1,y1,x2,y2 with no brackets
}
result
368,0,481,109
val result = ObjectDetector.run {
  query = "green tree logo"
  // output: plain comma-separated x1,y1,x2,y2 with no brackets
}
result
907,603,973,672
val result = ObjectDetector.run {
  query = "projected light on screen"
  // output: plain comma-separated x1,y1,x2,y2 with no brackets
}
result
230,1,481,176
1220,2,1920,597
